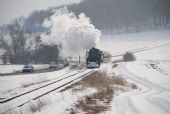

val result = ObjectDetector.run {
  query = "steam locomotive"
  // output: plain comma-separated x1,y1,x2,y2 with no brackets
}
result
86,47,111,68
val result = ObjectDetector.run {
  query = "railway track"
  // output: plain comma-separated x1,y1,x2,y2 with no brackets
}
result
0,69,95,114
0,70,84,103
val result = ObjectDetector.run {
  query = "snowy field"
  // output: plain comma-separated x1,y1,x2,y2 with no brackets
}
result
0,67,71,92
0,30,170,114
99,29,170,60
101,30,170,114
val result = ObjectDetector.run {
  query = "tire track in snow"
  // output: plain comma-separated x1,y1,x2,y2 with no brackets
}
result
127,97,143,114
117,63,170,114
146,97,170,113
111,95,142,114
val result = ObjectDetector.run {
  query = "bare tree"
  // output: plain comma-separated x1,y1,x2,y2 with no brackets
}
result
0,34,10,64
33,44,59,64
0,19,33,64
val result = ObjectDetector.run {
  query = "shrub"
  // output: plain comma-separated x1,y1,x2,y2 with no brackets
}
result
123,52,136,61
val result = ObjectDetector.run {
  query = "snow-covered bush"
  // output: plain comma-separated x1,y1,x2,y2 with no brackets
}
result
123,52,136,61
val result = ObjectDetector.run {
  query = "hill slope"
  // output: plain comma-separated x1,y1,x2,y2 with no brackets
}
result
69,0,170,33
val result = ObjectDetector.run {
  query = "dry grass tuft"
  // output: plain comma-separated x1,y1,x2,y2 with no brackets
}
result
61,71,127,92
83,71,126,89
112,76,126,86
29,100,46,113
70,108,76,114
66,71,137,114
73,86,114,114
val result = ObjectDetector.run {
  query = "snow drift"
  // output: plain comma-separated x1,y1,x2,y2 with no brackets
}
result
41,8,101,58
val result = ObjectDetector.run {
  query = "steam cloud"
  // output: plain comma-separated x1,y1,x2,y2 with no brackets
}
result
41,8,101,58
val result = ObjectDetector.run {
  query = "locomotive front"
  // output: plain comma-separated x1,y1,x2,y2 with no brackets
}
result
86,47,102,68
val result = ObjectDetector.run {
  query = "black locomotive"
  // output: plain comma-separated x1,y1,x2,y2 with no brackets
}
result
86,47,102,68
86,47,111,68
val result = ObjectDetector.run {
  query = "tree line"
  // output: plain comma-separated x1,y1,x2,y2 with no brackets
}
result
69,0,170,34
0,19,59,65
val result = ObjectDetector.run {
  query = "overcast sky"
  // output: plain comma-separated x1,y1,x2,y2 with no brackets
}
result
0,0,82,26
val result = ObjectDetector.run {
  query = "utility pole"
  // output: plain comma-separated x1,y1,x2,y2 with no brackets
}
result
79,55,80,64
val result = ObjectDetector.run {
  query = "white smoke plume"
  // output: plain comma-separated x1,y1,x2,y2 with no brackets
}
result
41,8,101,58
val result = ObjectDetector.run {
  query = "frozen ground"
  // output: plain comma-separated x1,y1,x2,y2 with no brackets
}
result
0,66,96,113
0,67,70,92
35,30,170,114
108,61,170,114
102,30,170,114
99,29,170,60
0,29,170,114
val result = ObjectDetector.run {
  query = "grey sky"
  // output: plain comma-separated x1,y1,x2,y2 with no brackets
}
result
0,0,82,26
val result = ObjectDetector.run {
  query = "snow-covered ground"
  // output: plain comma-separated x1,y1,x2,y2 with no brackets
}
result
101,30,170,114
99,29,170,60
0,66,96,113
0,29,170,114
0,67,71,92
0,68,94,113
109,61,170,114
0,65,24,74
